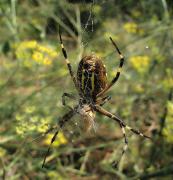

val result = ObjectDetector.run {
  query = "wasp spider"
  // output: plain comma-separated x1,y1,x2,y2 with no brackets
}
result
42,29,151,168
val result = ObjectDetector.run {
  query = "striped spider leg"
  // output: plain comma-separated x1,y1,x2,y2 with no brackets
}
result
95,105,151,167
96,95,111,106
42,106,78,168
97,37,125,97
59,29,83,97
42,30,80,168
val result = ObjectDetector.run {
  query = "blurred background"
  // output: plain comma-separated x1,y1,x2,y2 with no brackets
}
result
0,0,173,179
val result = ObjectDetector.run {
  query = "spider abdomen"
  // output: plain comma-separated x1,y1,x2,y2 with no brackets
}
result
77,55,107,100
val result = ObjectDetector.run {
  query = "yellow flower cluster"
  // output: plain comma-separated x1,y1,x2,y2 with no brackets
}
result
43,132,68,147
130,55,150,73
123,22,144,35
163,101,173,143
15,105,51,136
15,40,58,66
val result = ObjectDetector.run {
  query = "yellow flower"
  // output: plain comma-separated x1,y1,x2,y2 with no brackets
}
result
15,40,58,66
49,51,58,58
23,40,37,49
15,103,53,137
37,45,48,52
16,126,25,136
37,124,49,133
32,51,43,63
37,117,50,133
43,132,68,147
17,40,37,50
123,22,138,33
123,22,144,35
130,55,150,73
37,45,58,58
28,124,36,131
43,57,52,65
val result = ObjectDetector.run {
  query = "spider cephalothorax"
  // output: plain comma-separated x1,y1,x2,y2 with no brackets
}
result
42,29,151,168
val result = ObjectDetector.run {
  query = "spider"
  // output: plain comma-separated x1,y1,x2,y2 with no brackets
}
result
42,29,151,168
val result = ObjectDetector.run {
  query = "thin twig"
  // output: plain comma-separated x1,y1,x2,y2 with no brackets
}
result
80,150,91,172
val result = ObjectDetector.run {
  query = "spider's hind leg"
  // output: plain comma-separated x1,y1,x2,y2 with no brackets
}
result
112,123,128,168
95,105,151,139
42,106,77,168
95,106,151,168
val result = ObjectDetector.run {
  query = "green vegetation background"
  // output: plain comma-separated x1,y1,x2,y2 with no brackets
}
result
0,0,173,179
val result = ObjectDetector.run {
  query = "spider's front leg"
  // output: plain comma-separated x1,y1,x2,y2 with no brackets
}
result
42,106,78,168
95,105,151,167
97,37,125,97
59,29,82,97
62,92,76,110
